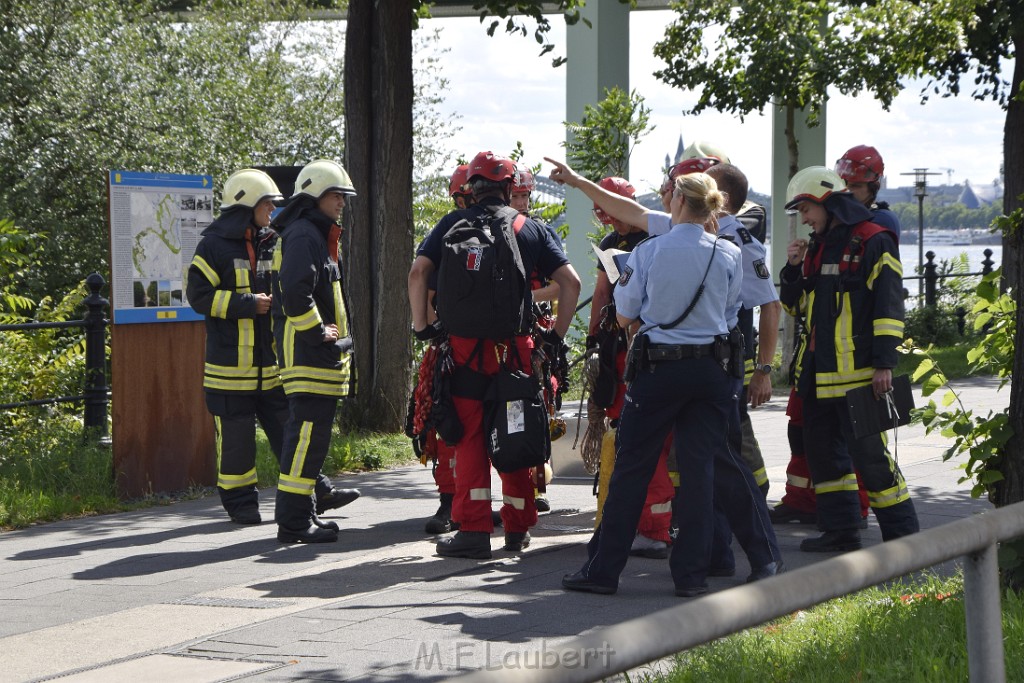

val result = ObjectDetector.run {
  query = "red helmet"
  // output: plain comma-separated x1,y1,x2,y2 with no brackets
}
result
660,157,718,195
594,176,635,225
448,164,471,197
835,145,884,183
467,151,516,183
513,165,535,193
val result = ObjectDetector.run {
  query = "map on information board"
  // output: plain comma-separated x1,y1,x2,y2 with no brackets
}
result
108,171,213,324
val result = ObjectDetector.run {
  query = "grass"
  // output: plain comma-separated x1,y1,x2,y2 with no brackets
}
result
0,413,417,530
897,342,977,382
639,573,1024,683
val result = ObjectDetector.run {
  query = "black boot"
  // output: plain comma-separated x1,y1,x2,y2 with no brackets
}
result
436,531,491,559
277,524,338,544
800,530,862,553
316,488,360,514
312,515,340,532
425,493,454,534
503,532,531,552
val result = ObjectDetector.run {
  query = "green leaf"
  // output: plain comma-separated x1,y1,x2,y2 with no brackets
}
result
911,358,934,382
941,389,956,407
921,372,945,397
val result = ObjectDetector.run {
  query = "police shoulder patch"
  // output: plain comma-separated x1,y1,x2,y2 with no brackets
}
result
753,258,770,280
737,227,753,244
618,265,633,286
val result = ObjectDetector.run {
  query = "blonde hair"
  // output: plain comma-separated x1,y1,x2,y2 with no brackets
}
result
673,172,726,221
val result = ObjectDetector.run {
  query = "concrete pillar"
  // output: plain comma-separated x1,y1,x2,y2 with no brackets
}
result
565,0,630,307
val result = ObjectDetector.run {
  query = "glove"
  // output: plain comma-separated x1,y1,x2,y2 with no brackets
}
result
539,327,563,349
414,320,444,342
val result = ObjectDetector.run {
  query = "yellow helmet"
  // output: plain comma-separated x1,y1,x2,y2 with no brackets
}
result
785,166,846,210
683,140,731,165
221,168,282,210
293,159,356,199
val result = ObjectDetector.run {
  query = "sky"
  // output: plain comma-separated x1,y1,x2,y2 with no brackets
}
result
416,10,1008,198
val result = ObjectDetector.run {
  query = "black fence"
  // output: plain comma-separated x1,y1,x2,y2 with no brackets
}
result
0,273,110,440
904,248,997,308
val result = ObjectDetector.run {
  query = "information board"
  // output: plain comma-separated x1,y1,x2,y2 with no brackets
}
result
108,170,213,324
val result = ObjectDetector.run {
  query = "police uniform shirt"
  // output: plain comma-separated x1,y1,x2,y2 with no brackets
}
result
417,198,569,282
615,222,742,345
716,214,779,310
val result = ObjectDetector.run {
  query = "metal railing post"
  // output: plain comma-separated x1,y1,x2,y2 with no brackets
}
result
923,251,938,307
82,272,110,442
982,248,995,276
963,542,1006,682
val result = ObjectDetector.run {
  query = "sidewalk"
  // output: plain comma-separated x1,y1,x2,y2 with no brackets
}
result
0,377,1005,682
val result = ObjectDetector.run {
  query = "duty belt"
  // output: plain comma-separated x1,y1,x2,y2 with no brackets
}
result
645,343,716,361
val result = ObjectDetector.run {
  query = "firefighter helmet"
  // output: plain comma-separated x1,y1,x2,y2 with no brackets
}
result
293,159,356,199
682,140,731,164
594,176,635,225
467,151,516,183
220,169,283,210
513,166,535,193
661,157,719,195
835,144,885,183
785,166,846,210
448,164,471,197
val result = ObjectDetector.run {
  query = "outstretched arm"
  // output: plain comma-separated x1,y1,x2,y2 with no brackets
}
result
545,157,650,231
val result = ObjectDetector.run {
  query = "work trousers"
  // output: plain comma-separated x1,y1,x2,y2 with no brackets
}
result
802,390,919,540
581,357,779,591
275,394,339,530
449,335,538,534
207,388,288,515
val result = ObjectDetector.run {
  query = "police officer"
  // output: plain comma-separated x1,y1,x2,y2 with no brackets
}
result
780,166,919,552
272,159,357,544
551,165,781,596
187,169,285,525
409,151,581,560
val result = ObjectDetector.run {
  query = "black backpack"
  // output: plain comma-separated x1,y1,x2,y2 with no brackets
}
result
436,205,534,340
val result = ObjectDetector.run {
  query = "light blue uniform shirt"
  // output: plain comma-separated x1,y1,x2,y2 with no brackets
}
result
716,214,779,310
616,219,743,345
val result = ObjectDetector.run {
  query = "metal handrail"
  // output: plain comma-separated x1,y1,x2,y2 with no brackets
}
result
457,501,1024,683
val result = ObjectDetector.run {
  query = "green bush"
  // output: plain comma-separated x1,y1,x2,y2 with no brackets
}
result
904,304,964,346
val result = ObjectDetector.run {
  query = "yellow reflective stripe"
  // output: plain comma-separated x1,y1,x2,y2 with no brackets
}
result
278,473,315,496
814,473,859,494
752,467,768,487
204,378,260,391
281,365,348,382
835,292,855,375
233,265,251,294
213,416,223,461
218,468,258,489
289,421,314,479
868,480,911,508
874,318,904,338
786,474,812,489
283,324,295,369
816,367,875,386
192,255,220,287
205,362,258,377
817,382,869,399
669,471,680,487
332,281,348,337
263,375,282,389
282,381,346,397
867,253,902,289
470,488,491,501
238,318,254,368
211,290,232,318
821,264,840,276
649,501,672,515
289,307,322,331
503,494,526,510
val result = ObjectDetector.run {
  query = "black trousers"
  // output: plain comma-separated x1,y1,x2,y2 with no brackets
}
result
275,394,339,530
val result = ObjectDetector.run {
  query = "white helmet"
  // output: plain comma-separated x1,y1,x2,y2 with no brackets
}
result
683,140,731,165
785,166,846,210
293,159,356,199
220,169,283,210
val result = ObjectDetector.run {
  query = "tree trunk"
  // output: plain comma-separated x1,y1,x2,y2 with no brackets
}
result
996,30,1023,589
343,0,414,431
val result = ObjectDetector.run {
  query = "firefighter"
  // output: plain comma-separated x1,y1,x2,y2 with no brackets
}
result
272,159,358,544
780,166,919,552
187,169,286,525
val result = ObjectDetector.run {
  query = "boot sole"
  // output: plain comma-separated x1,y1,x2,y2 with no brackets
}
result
800,541,862,553
437,549,492,559
277,530,338,544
